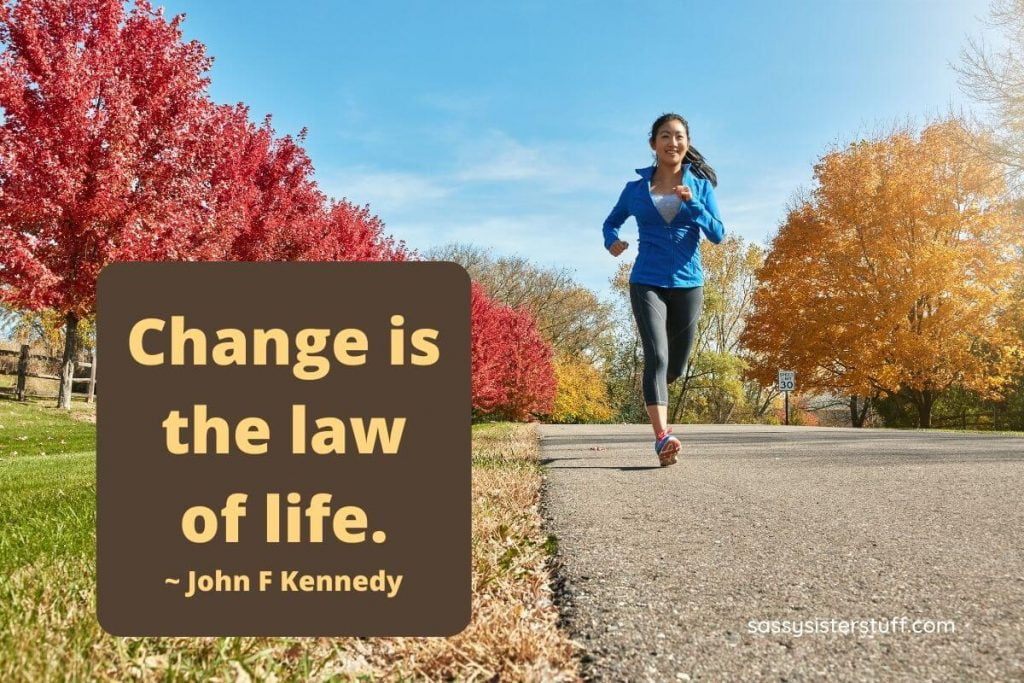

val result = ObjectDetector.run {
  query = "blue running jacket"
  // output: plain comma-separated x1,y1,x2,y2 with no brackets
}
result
602,163,726,288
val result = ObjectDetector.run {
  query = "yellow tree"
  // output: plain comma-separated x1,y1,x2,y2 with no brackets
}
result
548,350,615,423
741,119,1024,427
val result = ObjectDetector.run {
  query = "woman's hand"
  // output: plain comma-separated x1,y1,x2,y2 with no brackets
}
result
608,240,629,257
674,185,693,202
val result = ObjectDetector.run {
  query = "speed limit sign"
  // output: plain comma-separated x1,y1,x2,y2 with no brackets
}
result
777,370,796,392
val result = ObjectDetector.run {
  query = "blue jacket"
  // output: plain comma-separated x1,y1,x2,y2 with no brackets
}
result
602,163,725,288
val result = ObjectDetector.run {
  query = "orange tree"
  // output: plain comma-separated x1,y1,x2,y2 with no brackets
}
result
740,119,1024,427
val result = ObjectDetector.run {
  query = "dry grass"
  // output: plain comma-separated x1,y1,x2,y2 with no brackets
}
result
0,417,583,682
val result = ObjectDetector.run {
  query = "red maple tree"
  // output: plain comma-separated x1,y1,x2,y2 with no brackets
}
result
1,0,551,421
470,281,556,421
206,106,326,262
0,0,226,407
0,0,412,408
305,199,414,263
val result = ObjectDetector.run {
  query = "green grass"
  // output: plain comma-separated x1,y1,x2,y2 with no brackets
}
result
0,398,102,681
0,452,96,572
0,397,98,575
0,396,97,456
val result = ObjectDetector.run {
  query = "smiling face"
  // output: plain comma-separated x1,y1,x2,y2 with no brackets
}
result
649,118,689,167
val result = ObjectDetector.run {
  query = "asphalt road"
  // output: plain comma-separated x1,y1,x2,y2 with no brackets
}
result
537,424,1024,681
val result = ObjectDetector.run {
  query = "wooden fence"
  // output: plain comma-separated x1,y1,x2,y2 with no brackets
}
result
0,345,96,402
929,409,1023,432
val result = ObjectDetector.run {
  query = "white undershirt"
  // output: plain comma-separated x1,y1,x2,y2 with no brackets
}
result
650,184,682,223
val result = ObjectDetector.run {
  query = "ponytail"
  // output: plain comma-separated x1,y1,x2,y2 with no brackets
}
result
684,145,718,188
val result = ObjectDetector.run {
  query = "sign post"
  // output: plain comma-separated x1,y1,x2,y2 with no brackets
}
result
777,370,796,425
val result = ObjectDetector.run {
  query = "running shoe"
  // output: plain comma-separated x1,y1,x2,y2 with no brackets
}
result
654,427,680,466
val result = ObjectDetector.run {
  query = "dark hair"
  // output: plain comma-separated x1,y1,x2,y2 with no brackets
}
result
649,113,718,187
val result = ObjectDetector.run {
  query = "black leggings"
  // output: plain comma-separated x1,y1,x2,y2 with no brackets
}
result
629,283,703,406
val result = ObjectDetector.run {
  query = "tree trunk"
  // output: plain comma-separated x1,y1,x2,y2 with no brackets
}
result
849,394,871,427
57,311,79,410
919,389,933,428
670,370,692,424
898,387,936,429
722,399,736,424
756,389,774,418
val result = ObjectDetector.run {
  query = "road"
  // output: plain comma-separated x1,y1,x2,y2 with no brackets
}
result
537,424,1024,681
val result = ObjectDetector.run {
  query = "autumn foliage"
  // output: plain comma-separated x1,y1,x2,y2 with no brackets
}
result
548,352,614,423
470,282,556,421
0,0,410,318
0,0,219,315
0,0,552,418
741,120,1024,426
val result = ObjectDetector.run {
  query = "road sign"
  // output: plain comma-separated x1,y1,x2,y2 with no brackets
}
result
777,370,796,392
777,370,796,426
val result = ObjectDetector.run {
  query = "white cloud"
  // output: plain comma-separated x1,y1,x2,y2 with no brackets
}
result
450,129,615,190
317,168,452,213
452,132,551,182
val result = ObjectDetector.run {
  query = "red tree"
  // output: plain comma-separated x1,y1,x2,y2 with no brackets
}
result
469,281,556,421
0,0,221,407
489,304,556,421
203,103,414,264
206,106,327,262
470,281,507,414
0,0,413,409
302,199,414,263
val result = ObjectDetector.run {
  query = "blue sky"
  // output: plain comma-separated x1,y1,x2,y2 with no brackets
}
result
160,0,999,302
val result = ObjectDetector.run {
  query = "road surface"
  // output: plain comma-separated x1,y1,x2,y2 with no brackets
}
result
537,424,1024,681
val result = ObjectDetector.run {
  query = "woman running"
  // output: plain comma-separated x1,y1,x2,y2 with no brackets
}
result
602,113,725,467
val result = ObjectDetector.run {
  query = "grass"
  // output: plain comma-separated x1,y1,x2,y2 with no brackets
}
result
847,424,1024,436
0,452,96,571
0,395,97,457
920,426,1024,436
0,398,581,682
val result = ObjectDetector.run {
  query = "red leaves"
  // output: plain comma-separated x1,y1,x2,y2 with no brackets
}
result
302,199,413,263
470,281,556,421
0,0,222,315
0,0,411,315
0,0,553,421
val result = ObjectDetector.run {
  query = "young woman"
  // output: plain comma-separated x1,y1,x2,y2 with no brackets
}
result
602,113,725,467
